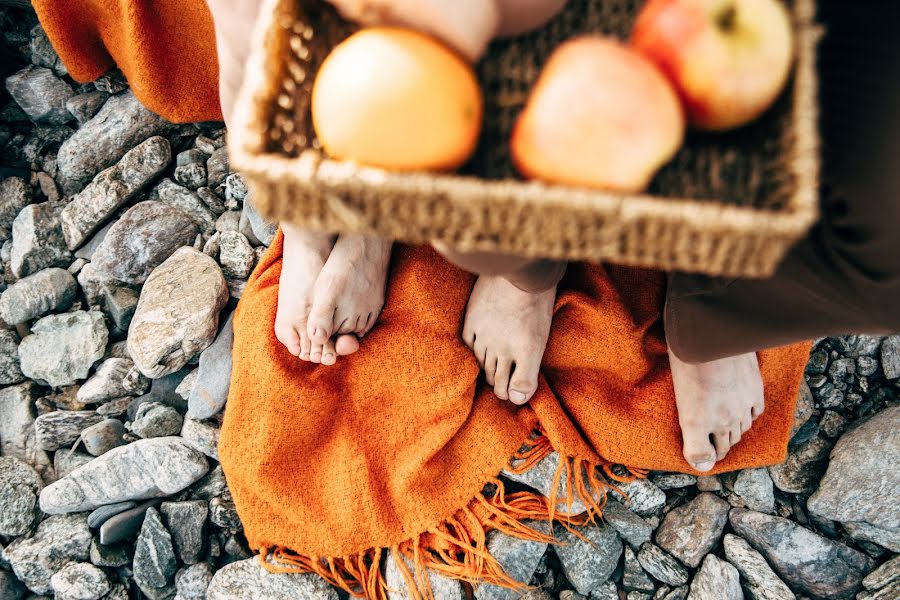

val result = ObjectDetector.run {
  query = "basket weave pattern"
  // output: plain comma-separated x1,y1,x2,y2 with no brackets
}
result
231,0,821,278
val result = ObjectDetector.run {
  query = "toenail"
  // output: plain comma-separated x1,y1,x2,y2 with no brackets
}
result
693,460,715,472
510,391,528,403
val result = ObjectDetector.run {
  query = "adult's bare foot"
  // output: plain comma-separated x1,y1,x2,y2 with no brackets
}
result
462,275,555,404
668,348,765,472
306,234,393,346
274,225,360,365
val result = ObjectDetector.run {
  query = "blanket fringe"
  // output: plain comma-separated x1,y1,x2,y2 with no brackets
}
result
257,428,647,599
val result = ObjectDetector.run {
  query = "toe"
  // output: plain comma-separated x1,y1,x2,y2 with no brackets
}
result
484,353,498,386
473,341,487,369
712,431,732,461
740,416,752,434
462,324,476,350
335,334,360,356
493,358,512,401
274,322,302,356
307,286,338,344
309,341,324,364
321,339,337,366
509,359,540,405
681,427,718,472
299,331,312,361
729,425,743,449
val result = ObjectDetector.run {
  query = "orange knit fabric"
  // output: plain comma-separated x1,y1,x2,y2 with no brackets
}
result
33,3,811,595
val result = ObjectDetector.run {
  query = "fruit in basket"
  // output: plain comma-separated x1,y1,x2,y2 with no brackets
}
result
311,28,483,171
325,0,498,61
631,0,794,131
495,0,568,37
511,37,684,192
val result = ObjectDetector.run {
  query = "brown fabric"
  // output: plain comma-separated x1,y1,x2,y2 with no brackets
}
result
666,1,900,362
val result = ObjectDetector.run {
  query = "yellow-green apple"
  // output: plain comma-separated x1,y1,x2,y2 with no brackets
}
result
511,36,685,192
631,0,794,131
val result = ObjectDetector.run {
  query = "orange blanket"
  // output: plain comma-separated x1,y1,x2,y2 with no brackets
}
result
35,2,810,597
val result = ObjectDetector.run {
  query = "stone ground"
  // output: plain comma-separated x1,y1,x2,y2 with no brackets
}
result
1,6,899,600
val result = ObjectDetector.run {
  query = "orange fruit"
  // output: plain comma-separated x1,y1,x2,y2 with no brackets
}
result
311,27,483,171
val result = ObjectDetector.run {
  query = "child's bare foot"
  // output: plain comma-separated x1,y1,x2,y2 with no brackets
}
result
668,348,765,472
462,275,555,404
306,234,393,346
274,226,360,365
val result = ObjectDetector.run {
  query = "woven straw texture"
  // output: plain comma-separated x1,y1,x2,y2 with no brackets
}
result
230,0,821,278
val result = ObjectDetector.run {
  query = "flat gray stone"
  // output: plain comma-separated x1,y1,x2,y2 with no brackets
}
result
127,247,228,378
611,479,666,517
39,437,208,514
130,401,183,439
0,329,24,384
65,91,108,124
175,562,214,600
5,66,74,124
864,554,900,591
0,456,42,536
474,521,550,600
0,267,77,324
188,313,233,419
882,335,900,380
858,580,900,600
603,499,653,549
209,496,241,531
89,536,130,568
1,513,91,594
722,534,794,600
91,201,198,285
686,554,741,600
733,468,775,514
99,498,161,545
133,507,177,590
60,136,172,250
78,358,149,404
180,416,220,460
623,545,655,593
384,551,465,600
18,310,107,387
54,450,94,481
50,562,110,600
34,410,103,451
80,419,126,456
768,435,831,494
654,493,729,568
10,200,72,278
218,231,254,279
87,500,137,529
502,451,587,514
206,557,338,600
637,543,688,587
649,474,696,490
160,500,207,565
56,90,173,192
555,523,622,595
842,521,900,553
206,147,229,189
730,508,875,599
149,179,216,235
0,176,31,242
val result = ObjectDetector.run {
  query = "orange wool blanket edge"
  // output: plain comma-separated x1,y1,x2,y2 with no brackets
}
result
32,2,811,597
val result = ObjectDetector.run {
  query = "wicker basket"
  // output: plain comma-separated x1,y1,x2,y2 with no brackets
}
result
230,0,821,278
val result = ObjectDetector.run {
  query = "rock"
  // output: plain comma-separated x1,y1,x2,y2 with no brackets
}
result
130,402,184,439
80,419,126,456
768,435,831,494
655,586,688,600
56,91,173,192
649,474,696,490
882,335,900,380
103,284,140,331
65,91,108,124
218,231,255,279
160,500,207,565
190,465,228,500
0,457,42,536
50,562,110,600
733,468,775,514
34,410,103,451
842,521,900,553
39,437,208,514
30,25,67,75
623,546,655,593
174,162,207,190
150,179,217,235
206,147,229,189
611,479,666,517
603,499,653,548
0,570,26,600
792,381,815,436
384,551,465,600
180,417,220,460
127,247,228,378
134,507,178,590
89,536,130,567
818,410,848,439
1,513,91,594
99,498,161,545
87,500,137,529
858,581,900,600
636,543,688,587
77,358,145,403
807,406,900,551
198,186,226,216
18,311,107,387
91,201,198,285
0,267,77,324
209,496,241,531
242,198,277,247
4,66,74,124
10,200,72,278
0,176,31,242
590,581,618,600
60,136,172,249
188,313,234,419
654,493,729,568
175,368,198,400
555,523,622,595
686,555,741,600
207,557,338,600
175,562,214,600
863,554,900,591
474,521,550,600
0,329,24,384
93,71,128,94
729,508,875,599
225,173,248,205
722,534,793,600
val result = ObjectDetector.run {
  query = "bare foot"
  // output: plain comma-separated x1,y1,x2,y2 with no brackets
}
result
462,275,555,404
306,234,393,346
274,226,360,365
668,348,765,472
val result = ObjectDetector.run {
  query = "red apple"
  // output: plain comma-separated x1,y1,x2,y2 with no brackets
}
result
511,36,685,192
631,0,794,131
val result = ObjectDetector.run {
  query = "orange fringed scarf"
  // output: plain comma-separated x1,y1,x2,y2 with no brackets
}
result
34,3,811,598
